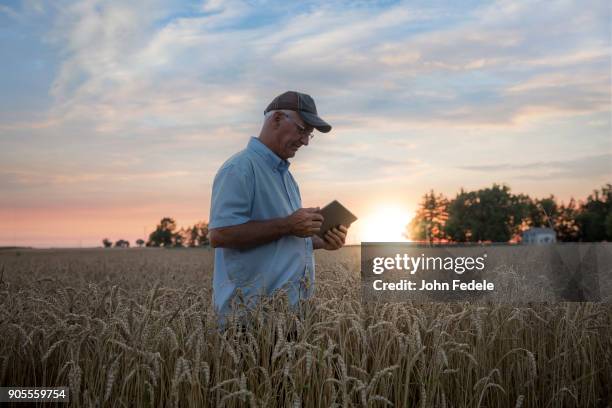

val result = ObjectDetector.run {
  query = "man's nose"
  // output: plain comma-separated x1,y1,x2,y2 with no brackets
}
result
300,135,310,146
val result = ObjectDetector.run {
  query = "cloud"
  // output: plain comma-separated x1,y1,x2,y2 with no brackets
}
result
12,0,601,138
458,153,612,179
0,1,46,22
1,0,610,246
3,0,609,152
0,5,21,20
0,168,193,188
293,143,426,186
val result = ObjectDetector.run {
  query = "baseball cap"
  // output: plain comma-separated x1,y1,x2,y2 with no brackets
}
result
264,91,332,133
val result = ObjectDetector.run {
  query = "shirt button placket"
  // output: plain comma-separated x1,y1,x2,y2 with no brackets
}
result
283,173,296,210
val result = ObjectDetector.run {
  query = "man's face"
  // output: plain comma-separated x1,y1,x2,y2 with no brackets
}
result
276,111,314,160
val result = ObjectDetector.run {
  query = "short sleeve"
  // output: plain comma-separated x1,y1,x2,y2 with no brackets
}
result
209,163,254,229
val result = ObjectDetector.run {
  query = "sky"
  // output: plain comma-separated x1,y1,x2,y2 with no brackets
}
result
0,0,610,247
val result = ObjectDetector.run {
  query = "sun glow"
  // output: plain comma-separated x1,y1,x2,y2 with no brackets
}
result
358,205,413,243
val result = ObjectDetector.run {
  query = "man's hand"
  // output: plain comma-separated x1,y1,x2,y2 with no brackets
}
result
314,225,348,250
287,207,324,237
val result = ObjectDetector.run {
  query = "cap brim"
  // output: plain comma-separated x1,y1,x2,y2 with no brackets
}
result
299,111,332,133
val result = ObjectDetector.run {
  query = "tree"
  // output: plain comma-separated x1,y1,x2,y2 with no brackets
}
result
406,190,448,243
407,183,609,243
187,221,210,247
148,217,177,247
114,239,130,248
509,192,533,241
605,212,612,239
554,198,580,242
102,238,112,248
173,227,186,248
445,184,525,242
187,225,199,247
443,188,473,242
136,239,145,247
576,183,612,241
526,195,558,229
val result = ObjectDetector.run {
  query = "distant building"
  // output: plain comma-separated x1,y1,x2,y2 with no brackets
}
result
521,227,556,244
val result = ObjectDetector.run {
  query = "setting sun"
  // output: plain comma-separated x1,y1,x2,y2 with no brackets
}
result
357,205,413,242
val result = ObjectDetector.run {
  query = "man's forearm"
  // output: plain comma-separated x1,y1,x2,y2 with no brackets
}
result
210,218,291,250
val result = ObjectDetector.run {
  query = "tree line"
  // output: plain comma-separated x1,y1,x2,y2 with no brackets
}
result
407,183,611,243
102,217,209,248
101,183,610,247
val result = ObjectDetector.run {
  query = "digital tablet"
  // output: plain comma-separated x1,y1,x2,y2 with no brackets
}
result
316,200,358,239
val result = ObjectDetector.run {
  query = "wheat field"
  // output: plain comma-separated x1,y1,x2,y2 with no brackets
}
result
0,247,610,407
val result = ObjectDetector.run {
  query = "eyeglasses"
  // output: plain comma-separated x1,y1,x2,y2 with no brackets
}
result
283,113,314,140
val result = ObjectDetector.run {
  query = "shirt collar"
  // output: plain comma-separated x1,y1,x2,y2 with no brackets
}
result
247,137,290,173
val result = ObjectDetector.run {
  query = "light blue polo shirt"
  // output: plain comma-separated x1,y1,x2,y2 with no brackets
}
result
210,137,315,322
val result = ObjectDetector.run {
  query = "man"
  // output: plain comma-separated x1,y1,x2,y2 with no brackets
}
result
209,91,348,323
